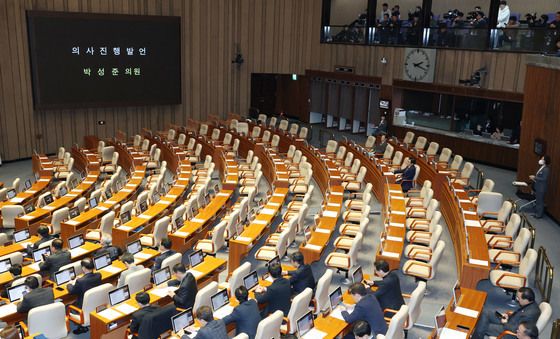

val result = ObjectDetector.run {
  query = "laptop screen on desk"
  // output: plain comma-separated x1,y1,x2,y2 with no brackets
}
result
189,250,203,268
33,247,51,262
24,179,32,190
211,289,230,311
88,197,98,209
0,258,11,274
352,266,363,284
329,286,342,309
296,311,314,337
59,186,67,197
44,193,54,205
153,267,171,286
68,234,84,250
6,189,16,200
139,201,148,213
126,240,142,256
267,255,280,268
54,267,76,286
109,285,130,306
69,207,80,218
175,216,184,228
93,253,112,270
24,204,35,214
243,271,259,291
13,229,30,243
7,284,28,302
172,308,194,333
120,211,131,224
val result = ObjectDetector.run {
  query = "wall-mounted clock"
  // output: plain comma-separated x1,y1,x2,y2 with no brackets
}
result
403,48,437,83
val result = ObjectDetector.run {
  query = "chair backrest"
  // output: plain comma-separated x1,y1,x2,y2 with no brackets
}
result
504,213,521,237
512,228,531,256
425,200,440,220
314,270,333,314
278,120,289,131
420,180,432,197
518,249,538,281
289,123,299,135
343,152,354,167
232,333,249,339
211,128,221,141
237,122,249,135
271,135,280,147
161,253,182,273
297,204,309,232
199,124,208,135
54,182,67,198
97,141,105,154
428,225,443,249
226,209,240,239
0,188,7,202
12,273,42,288
298,127,308,139
51,207,69,234
57,147,65,160
292,150,303,164
461,162,474,179
251,126,261,139
537,302,552,333
406,282,426,329
355,167,367,183
286,145,296,159
335,146,346,160
141,139,150,151
101,146,115,163
392,151,403,166
186,138,196,151
223,133,232,145
449,155,463,171
123,268,152,294
477,192,504,217
438,148,452,163
286,288,313,333
325,140,338,153
100,211,115,237
82,283,113,325
119,201,134,217
497,201,513,222
275,230,290,258
152,216,170,247
481,179,495,192
177,133,186,145
348,232,363,267
365,135,376,148
1,205,24,228
428,241,446,279
60,261,83,276
0,252,23,265
0,233,8,246
385,305,408,339
421,189,434,208
255,310,283,339
414,136,427,150
211,221,227,253
262,130,271,143
28,302,68,339
193,143,202,157
193,281,218,310
269,117,277,128
136,191,149,211
403,131,415,144
258,113,268,123
349,159,361,174
230,119,238,131
229,262,251,293
383,144,394,159
426,142,439,156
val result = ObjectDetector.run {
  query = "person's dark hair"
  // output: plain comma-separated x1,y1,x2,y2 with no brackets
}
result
37,225,50,238
290,252,305,266
82,258,95,271
196,305,214,322
544,155,551,165
499,1,507,5
172,263,187,274
519,321,539,339
135,292,150,306
269,263,282,278
349,282,367,296
518,287,535,302
121,252,134,265
160,238,172,250
374,260,390,273
476,11,485,18
382,3,388,7
235,286,249,302
25,276,40,289
353,320,371,337
410,158,416,165
9,264,22,277
52,238,63,250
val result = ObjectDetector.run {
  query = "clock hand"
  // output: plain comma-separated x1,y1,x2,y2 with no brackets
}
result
413,62,424,67
416,65,428,71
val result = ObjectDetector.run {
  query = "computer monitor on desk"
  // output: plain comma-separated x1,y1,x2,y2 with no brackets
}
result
172,308,194,334
109,285,131,306
153,267,172,286
13,229,30,243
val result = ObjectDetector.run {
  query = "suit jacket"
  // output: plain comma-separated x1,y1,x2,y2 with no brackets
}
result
255,277,292,316
130,305,159,336
117,265,144,288
67,272,102,308
288,264,315,294
96,245,123,261
28,235,55,255
374,141,388,154
534,166,550,194
223,299,261,339
341,294,387,335
372,271,405,311
39,250,71,277
152,250,176,271
192,319,228,339
170,272,197,309
16,287,54,313
395,165,416,192
504,302,541,332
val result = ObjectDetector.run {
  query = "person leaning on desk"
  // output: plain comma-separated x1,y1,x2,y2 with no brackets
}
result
129,292,159,339
340,283,387,339
26,225,54,255
15,276,54,313
183,306,228,339
282,251,316,295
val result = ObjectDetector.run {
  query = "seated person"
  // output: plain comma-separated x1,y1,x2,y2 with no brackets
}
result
16,276,54,313
152,238,176,271
129,292,159,339
223,286,261,339
374,133,388,154
67,258,103,334
473,287,541,339
515,321,539,339
340,283,387,338
491,127,504,140
282,251,315,294
95,235,123,261
39,239,71,278
474,124,483,135
365,260,404,313
254,263,291,316
184,306,228,339
168,263,197,310
353,321,372,339
27,225,54,255
0,264,22,298
394,157,416,192
117,252,144,288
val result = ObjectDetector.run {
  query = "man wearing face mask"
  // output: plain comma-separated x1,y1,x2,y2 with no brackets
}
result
529,155,550,219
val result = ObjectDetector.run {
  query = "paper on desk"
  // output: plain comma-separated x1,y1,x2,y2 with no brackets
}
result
302,328,328,339
191,218,205,224
98,308,123,321
463,211,477,216
459,199,471,203
0,303,18,318
315,228,330,234
97,206,109,211
465,220,481,227
254,219,268,225
28,190,37,194
304,244,322,251
265,276,274,283
43,205,56,211
18,241,33,248
100,265,122,274
119,226,132,231
71,247,88,258
512,181,528,187
329,306,351,321
439,328,467,339
20,215,35,220
389,189,401,193
188,269,203,279
174,231,190,237
390,222,404,227
386,235,403,242
235,236,252,243
28,262,41,271
392,210,405,215
66,220,79,226
381,251,400,258
150,286,179,298
323,211,338,218
134,252,152,260
213,305,234,319
468,258,489,267
454,306,479,318
261,208,276,215
10,197,25,203
138,214,152,220
392,196,405,200
114,303,138,315
327,203,340,207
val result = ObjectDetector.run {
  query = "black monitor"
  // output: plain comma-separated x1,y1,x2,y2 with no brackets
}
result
88,197,98,209
152,192,160,204
93,253,112,270
68,234,84,250
24,204,35,214
59,186,68,197
54,266,76,286
109,285,131,306
188,250,204,268
175,216,184,228
69,206,80,218
24,179,32,190
210,289,230,312
0,258,12,274
126,240,142,255
171,308,194,334
243,270,259,291
32,247,51,262
352,266,363,284
120,210,131,224
44,193,54,205
7,284,28,302
267,255,280,268
296,311,315,337
152,266,171,286
329,286,343,309
138,200,148,213
105,188,112,199
6,189,16,200
13,229,30,243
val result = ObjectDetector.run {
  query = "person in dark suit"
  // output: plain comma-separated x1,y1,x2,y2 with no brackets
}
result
530,155,550,219
341,283,387,338
223,286,261,339
167,264,197,310
95,235,123,261
67,258,103,334
365,260,405,313
473,287,541,339
516,321,539,339
16,276,54,313
283,251,315,294
27,225,54,255
152,238,176,271
373,116,388,136
254,263,292,316
352,321,372,339
394,157,417,192
39,239,71,278
129,292,159,339
1,264,22,298
374,134,388,154
184,306,228,339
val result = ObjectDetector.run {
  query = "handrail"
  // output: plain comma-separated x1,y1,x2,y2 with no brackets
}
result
535,246,554,303
520,213,537,249
473,166,484,190
552,319,560,339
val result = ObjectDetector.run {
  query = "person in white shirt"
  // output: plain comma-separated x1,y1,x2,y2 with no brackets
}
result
379,3,391,22
497,1,510,28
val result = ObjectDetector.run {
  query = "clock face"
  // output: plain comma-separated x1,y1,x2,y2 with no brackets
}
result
403,48,436,83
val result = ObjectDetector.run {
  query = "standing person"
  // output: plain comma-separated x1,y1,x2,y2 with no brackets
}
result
365,260,405,313
39,239,71,278
282,251,315,294
223,286,261,339
380,3,391,21
497,1,510,28
67,258,102,334
340,283,387,338
530,155,550,219
129,292,159,339
167,264,197,310
254,263,292,316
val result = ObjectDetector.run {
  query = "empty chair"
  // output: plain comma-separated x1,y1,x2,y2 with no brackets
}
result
258,113,268,123
193,281,218,310
230,119,238,131
251,126,261,139
1,205,24,229
194,220,227,255
139,217,171,248
211,128,221,141
123,268,152,294
50,207,69,235
402,131,415,145
167,129,176,141
255,229,289,261
451,162,474,186
404,225,443,262
406,180,432,200
414,136,427,152
383,305,408,339
436,147,452,166
324,140,338,156
406,187,433,209
364,136,376,150
0,233,9,246
188,143,202,163
288,123,298,135
477,192,504,217
0,188,7,201
406,209,441,232
54,157,74,179
160,253,182,273
254,310,283,339
278,119,289,131
382,144,394,160
281,288,313,334
402,240,445,286
488,228,531,266
100,146,115,164
469,179,496,204
406,199,439,221
313,270,333,314
339,216,369,238
485,213,521,248
388,151,404,169
53,147,66,165
147,148,161,170
199,123,208,136
27,302,68,339
85,211,115,242
481,200,513,233
68,283,113,329
270,135,280,151
268,116,277,129
100,152,119,174
342,166,367,192
220,262,251,293
237,122,249,135
261,130,271,144
425,142,439,159
536,302,553,334
289,169,312,194
404,281,426,332
298,127,308,139
325,232,363,284
490,249,538,302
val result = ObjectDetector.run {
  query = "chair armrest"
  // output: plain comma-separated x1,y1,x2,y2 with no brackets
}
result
497,330,517,339
19,321,29,336
403,261,432,277
383,308,399,323
492,250,521,264
409,232,431,243
489,237,513,249
494,271,526,290
481,211,499,218
281,317,291,334
68,304,84,324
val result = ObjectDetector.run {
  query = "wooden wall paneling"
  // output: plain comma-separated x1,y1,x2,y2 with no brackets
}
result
353,86,368,122
339,84,353,119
